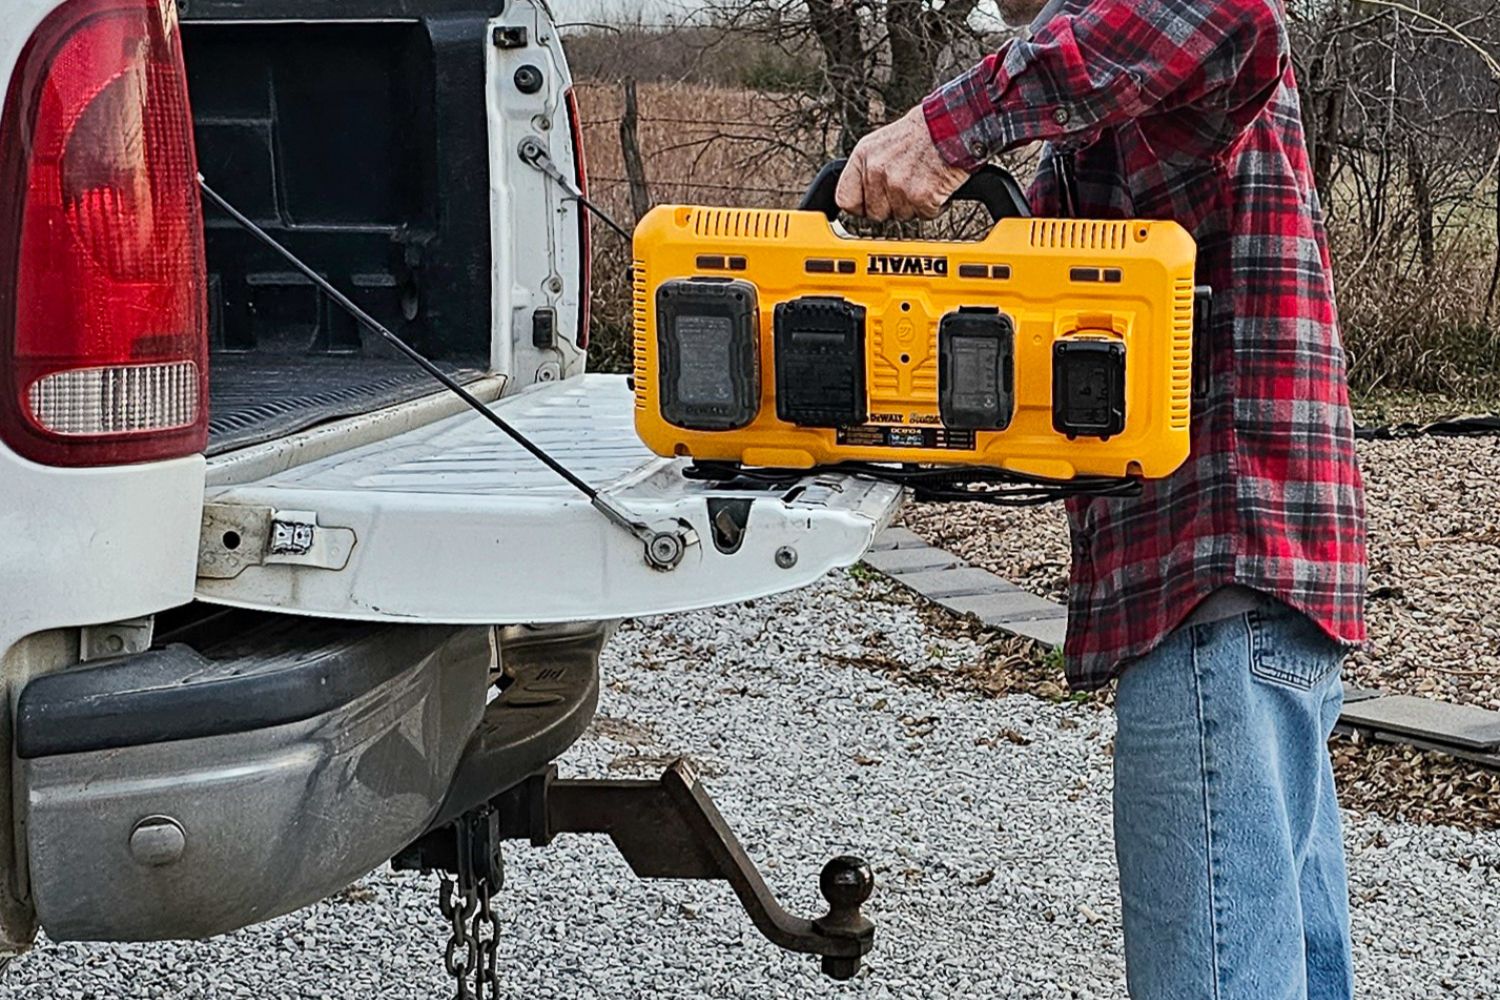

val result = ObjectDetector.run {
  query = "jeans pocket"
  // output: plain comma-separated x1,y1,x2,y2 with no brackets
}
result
1247,605,1343,692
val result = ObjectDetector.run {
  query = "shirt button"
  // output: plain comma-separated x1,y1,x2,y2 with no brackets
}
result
968,138,988,158
1052,107,1072,125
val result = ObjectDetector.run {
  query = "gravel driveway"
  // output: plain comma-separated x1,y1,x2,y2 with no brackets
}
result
4,571,1496,999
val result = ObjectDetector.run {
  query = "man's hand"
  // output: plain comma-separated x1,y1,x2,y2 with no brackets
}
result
835,106,971,222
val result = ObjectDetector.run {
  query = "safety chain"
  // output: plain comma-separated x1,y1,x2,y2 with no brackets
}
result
438,872,503,1000
473,880,501,996
390,804,507,998
438,874,478,1000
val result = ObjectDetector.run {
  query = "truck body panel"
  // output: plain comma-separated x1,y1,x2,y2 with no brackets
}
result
0,0,900,953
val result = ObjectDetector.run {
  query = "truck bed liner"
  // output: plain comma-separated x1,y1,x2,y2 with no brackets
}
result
208,357,483,455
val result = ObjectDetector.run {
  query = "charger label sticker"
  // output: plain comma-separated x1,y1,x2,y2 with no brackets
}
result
838,426,976,450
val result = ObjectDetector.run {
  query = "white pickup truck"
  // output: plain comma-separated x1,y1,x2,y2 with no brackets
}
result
0,0,896,977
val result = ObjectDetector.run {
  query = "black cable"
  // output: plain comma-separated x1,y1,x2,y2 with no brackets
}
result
197,177,605,505
572,188,633,242
685,460,1143,507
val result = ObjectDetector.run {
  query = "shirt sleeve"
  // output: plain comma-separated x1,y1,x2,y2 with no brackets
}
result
922,0,1289,170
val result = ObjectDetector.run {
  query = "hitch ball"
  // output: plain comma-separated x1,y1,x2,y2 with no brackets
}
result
815,856,875,981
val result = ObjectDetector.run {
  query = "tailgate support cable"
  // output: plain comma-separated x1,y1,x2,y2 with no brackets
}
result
518,137,632,240
197,177,691,571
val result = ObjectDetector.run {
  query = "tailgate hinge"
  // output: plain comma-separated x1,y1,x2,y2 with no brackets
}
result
198,504,357,580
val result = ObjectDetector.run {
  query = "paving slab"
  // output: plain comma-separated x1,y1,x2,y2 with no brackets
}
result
1342,684,1384,704
893,566,1018,599
1339,694,1500,751
1006,616,1067,649
862,546,963,575
939,589,1064,624
870,526,927,551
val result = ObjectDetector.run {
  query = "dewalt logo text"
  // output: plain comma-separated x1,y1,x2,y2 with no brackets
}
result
866,254,948,276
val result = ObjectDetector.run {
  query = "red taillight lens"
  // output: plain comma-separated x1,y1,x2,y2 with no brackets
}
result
0,0,207,467
564,86,591,351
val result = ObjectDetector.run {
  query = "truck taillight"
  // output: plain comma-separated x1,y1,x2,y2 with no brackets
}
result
565,86,591,351
0,0,207,467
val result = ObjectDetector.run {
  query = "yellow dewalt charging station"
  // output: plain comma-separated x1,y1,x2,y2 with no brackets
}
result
632,162,1203,483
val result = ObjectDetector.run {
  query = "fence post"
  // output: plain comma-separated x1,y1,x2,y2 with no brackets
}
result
620,77,652,223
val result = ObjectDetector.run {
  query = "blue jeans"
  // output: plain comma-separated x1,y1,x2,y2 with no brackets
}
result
1113,599,1354,1000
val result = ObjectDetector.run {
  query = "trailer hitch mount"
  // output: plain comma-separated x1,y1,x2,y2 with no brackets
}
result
478,758,876,980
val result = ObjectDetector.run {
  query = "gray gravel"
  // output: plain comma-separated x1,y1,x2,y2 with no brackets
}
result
1355,435,1500,710
3,571,1497,999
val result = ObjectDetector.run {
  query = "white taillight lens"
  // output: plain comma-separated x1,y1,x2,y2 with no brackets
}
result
27,360,200,435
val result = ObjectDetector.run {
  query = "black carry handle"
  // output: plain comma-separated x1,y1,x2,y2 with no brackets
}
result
798,158,1031,224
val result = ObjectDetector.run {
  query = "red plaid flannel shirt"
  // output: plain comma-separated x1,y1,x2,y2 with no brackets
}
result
923,0,1366,690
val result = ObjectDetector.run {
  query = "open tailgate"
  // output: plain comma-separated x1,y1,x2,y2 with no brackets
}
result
195,375,902,623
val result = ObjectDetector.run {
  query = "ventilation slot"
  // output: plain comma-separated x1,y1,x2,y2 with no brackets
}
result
1028,220,1129,250
632,259,650,409
1169,278,1195,431
691,208,791,240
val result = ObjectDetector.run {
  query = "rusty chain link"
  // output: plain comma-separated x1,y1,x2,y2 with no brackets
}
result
473,880,501,997
437,870,504,1000
437,873,479,1000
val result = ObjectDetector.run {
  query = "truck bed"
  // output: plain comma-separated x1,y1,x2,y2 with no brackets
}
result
183,8,498,456
207,357,483,454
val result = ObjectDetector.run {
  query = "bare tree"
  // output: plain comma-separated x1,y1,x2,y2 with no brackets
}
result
700,0,994,154
567,0,1500,393
1287,0,1500,391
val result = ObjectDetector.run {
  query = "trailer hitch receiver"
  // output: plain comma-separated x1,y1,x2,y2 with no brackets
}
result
486,758,876,980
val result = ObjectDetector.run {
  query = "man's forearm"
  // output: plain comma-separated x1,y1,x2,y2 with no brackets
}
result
922,0,1289,171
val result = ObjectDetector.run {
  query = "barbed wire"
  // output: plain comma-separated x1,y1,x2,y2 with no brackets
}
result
589,174,806,196
581,115,778,129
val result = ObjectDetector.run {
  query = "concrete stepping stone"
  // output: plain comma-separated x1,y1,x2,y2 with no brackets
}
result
1006,617,1067,649
939,589,1064,624
862,546,964,575
870,527,927,551
894,566,1015,599
1341,684,1383,704
1339,694,1500,751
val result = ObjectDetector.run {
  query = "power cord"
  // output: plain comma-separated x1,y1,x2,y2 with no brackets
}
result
685,461,1141,507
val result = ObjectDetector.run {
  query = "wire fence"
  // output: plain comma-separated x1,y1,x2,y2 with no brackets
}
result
589,174,806,196
576,94,819,210
580,115,775,129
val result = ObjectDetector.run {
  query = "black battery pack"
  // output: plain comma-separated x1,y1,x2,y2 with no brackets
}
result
774,296,867,427
1053,338,1126,439
938,307,1015,430
656,278,761,430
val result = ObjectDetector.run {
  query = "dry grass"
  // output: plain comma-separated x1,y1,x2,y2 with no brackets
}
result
1334,228,1500,399
576,80,1500,393
575,81,1027,371
575,82,812,372
575,82,812,211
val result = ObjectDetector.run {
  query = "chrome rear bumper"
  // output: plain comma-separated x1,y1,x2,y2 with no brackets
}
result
18,615,492,941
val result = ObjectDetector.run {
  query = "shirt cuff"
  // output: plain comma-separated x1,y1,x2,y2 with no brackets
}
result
922,54,1014,172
